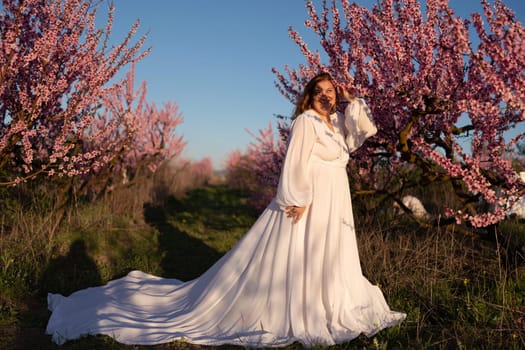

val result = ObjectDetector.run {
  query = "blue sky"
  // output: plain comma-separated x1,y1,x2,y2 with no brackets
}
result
108,0,525,169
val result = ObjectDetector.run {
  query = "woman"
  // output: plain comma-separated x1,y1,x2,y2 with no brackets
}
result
46,73,406,348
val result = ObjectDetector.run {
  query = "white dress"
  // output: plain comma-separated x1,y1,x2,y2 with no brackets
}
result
46,99,406,348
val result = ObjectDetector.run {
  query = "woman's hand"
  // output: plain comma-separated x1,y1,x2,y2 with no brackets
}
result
285,206,307,224
338,86,355,104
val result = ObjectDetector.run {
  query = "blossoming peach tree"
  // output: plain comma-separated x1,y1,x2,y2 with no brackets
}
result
270,0,524,228
77,62,186,196
226,122,288,211
0,0,174,189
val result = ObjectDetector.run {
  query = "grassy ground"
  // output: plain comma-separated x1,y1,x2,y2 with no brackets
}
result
1,184,524,349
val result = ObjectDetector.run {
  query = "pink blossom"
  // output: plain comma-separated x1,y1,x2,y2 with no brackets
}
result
78,63,186,195
0,0,149,186
272,0,525,227
226,122,288,211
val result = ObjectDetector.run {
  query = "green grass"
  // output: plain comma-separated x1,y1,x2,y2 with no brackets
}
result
1,184,524,349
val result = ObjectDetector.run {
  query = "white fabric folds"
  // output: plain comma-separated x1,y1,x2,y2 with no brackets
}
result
344,98,378,152
46,99,405,348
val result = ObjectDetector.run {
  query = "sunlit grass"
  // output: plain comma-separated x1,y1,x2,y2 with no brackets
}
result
1,184,524,349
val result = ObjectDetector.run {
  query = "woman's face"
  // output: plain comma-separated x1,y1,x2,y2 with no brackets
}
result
311,80,336,117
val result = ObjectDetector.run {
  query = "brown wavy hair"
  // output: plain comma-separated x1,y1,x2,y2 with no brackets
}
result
292,72,339,120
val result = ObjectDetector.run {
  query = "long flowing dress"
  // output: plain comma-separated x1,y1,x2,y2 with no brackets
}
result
46,99,406,348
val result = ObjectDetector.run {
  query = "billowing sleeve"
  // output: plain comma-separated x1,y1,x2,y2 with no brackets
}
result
344,98,378,153
275,114,316,209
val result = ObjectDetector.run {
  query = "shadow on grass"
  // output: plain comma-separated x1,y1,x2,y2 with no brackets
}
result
40,239,103,296
144,201,222,281
166,185,259,231
8,185,258,349
10,239,104,350
144,185,258,281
